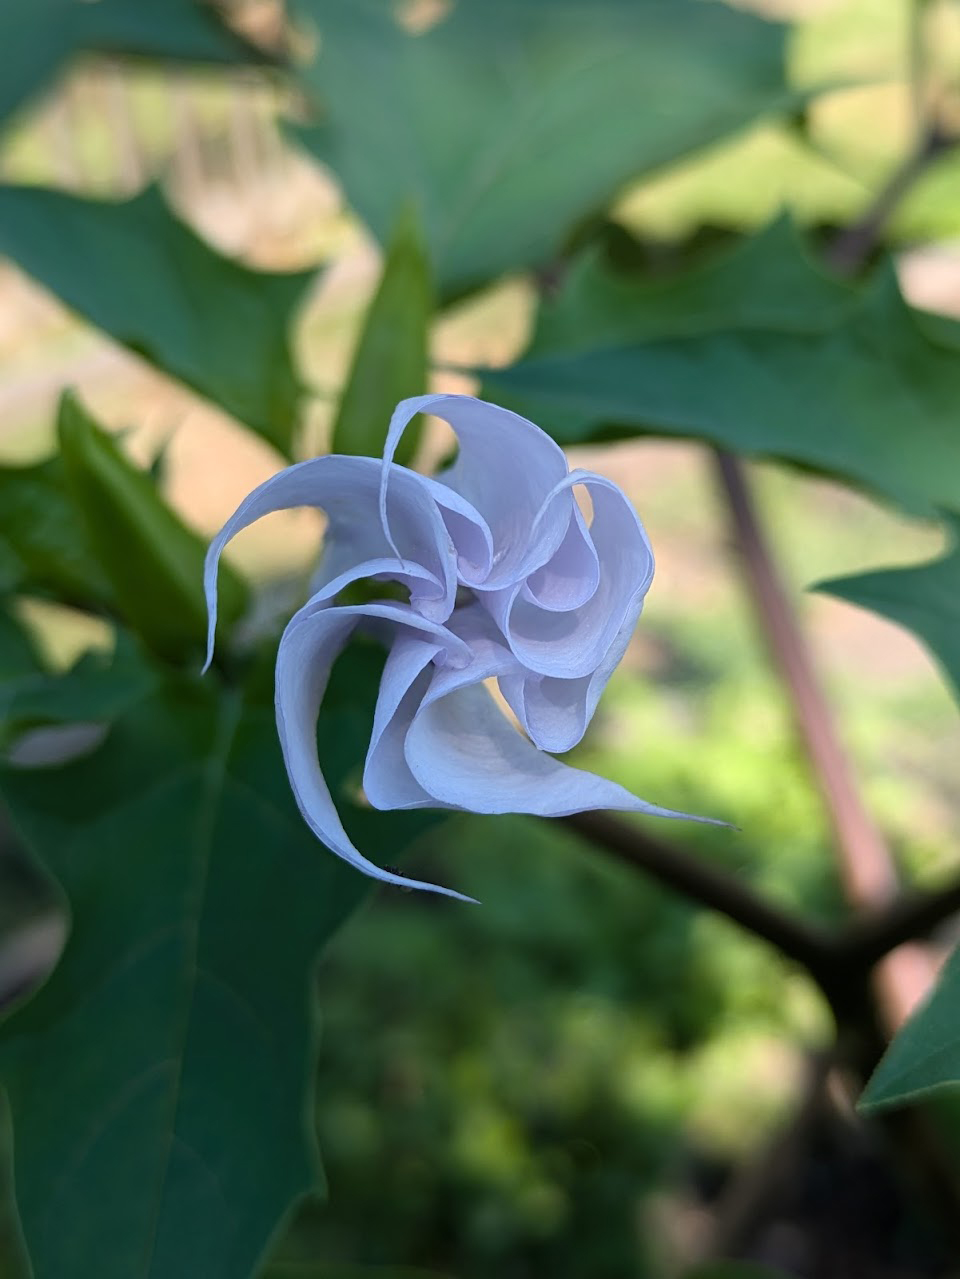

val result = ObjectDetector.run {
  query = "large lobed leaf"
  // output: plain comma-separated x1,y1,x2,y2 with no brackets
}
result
483,219,960,517
0,0,270,128
817,515,960,707
293,0,798,297
57,392,248,663
860,945,960,1113
0,643,443,1279
0,185,314,456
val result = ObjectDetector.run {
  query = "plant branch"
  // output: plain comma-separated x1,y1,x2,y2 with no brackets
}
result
712,454,899,911
839,874,960,970
711,450,939,1030
561,811,835,979
825,121,952,276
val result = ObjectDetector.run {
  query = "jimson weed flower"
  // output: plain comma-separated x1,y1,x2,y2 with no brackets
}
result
205,394,713,901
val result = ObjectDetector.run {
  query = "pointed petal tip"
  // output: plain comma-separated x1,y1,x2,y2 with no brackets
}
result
382,872,479,905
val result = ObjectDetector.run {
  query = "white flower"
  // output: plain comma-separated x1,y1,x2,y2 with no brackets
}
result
205,394,713,901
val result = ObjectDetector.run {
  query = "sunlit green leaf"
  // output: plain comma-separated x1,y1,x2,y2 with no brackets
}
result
0,643,442,1279
294,0,798,296
817,514,960,706
484,221,960,516
860,945,960,1112
0,185,313,455
0,0,270,127
331,208,431,464
57,392,247,664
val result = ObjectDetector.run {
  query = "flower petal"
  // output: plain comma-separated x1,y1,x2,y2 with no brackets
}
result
363,632,442,811
275,598,475,901
523,501,599,611
499,597,638,753
381,394,569,588
407,668,718,825
486,471,654,679
204,454,456,670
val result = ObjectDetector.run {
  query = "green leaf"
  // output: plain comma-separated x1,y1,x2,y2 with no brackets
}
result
0,0,270,128
0,453,114,612
57,392,248,664
330,209,431,464
860,945,960,1112
0,185,313,455
2,634,157,746
262,1268,452,1279
293,0,798,297
0,1094,30,1279
0,642,442,1279
0,606,45,730
483,221,960,517
816,515,960,707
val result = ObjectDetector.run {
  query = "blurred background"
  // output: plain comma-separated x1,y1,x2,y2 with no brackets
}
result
3,1,960,1276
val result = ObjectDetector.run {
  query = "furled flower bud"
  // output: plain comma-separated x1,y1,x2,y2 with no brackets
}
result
205,394,715,901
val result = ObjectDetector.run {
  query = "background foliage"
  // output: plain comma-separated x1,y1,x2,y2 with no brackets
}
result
2,1,960,1277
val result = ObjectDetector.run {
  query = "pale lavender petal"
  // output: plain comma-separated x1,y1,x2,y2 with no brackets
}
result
204,455,455,671
362,602,508,813
418,476,494,586
275,599,475,901
498,670,593,755
523,502,599,611
488,471,654,680
380,394,569,588
406,670,720,825
499,600,641,754
363,633,441,811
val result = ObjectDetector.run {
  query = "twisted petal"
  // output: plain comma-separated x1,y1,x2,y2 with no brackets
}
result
381,394,570,589
276,598,475,902
404,625,714,824
204,454,456,670
498,603,640,754
482,471,655,681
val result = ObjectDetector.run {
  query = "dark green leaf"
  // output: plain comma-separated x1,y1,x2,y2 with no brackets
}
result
0,185,313,455
330,208,431,464
0,453,114,612
684,1265,790,1279
483,221,960,516
0,607,45,731
0,0,269,128
860,945,960,1112
2,634,157,746
293,0,797,296
57,392,248,664
0,643,442,1279
0,1094,30,1279
0,609,42,686
262,1268,451,1279
816,514,960,705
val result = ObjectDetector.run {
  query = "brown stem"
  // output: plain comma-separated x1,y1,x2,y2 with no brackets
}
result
713,455,896,909
711,451,939,1030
